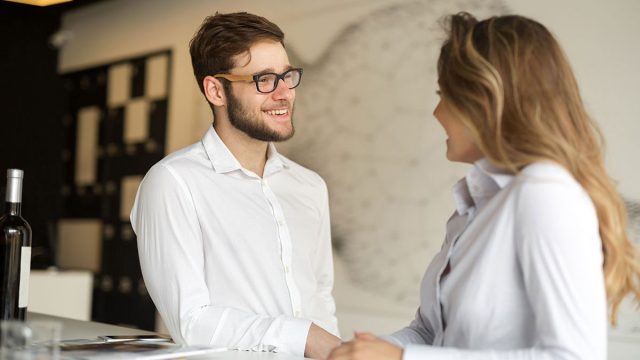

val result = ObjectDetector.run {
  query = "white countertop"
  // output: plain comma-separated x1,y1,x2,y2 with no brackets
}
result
27,312,156,340
25,312,309,359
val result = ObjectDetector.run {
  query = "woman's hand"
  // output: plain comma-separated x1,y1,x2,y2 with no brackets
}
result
327,332,403,360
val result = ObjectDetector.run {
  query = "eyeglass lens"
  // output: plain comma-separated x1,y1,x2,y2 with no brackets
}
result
256,69,301,93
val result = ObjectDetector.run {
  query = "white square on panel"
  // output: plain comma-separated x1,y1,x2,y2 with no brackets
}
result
75,106,100,186
121,176,143,221
146,54,168,99
57,219,102,272
124,98,149,144
29,270,93,321
107,63,132,107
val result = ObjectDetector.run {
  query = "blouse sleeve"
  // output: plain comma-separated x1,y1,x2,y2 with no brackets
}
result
401,175,607,360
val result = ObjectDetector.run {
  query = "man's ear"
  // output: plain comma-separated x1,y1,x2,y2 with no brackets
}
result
203,76,226,107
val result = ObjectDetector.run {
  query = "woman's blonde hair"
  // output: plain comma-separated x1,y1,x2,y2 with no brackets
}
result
437,12,639,323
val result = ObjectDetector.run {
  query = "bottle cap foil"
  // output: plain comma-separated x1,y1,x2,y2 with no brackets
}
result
7,169,24,179
5,168,24,203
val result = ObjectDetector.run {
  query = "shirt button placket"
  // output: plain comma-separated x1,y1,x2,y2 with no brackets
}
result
261,178,301,318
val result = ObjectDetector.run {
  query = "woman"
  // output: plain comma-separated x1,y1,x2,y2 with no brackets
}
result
328,12,640,360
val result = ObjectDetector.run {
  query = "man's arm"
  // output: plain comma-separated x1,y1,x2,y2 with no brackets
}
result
131,164,312,356
311,181,340,336
302,179,341,359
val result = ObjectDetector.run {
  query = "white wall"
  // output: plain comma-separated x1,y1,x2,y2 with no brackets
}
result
59,0,640,196
57,0,640,356
509,0,640,199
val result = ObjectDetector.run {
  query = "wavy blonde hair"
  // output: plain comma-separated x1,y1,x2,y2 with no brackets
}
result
437,12,640,324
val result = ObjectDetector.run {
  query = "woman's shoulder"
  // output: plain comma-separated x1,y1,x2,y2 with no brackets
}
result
514,161,585,195
518,161,575,182
510,161,596,229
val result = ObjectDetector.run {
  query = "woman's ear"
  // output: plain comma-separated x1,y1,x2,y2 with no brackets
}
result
203,76,226,107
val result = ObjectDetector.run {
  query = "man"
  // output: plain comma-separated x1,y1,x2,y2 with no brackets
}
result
130,12,340,359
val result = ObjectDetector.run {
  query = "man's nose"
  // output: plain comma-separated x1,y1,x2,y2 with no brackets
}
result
271,80,293,101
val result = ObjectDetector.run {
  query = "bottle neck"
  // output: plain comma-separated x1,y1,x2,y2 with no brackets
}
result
4,202,21,216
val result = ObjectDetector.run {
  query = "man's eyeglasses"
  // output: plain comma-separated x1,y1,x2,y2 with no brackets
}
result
213,68,303,94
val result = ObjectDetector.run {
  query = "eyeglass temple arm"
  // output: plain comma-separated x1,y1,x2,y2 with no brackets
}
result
212,74,253,81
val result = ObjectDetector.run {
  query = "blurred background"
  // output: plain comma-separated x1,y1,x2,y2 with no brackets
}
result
1,0,639,358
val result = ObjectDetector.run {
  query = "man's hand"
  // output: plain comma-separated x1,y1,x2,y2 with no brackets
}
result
327,332,403,360
305,323,341,359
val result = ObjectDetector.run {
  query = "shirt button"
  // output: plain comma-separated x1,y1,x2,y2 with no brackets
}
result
294,311,301,317
284,266,289,273
277,219,285,227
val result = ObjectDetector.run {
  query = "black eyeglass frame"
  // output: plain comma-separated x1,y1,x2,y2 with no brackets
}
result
213,68,304,94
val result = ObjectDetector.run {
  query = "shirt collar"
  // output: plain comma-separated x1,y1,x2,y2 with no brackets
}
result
452,158,514,215
474,158,513,189
452,178,474,216
264,142,288,177
201,125,288,176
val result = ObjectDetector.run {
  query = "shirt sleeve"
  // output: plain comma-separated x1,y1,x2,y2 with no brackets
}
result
400,176,607,360
311,181,340,337
130,164,312,356
385,308,436,347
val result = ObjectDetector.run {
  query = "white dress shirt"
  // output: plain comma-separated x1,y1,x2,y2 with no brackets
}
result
130,126,338,356
388,159,607,359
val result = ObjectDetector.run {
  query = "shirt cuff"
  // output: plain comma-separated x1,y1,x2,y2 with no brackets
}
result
275,317,312,357
380,334,404,347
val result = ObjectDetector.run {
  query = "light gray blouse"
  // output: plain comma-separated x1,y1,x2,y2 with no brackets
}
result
388,159,607,359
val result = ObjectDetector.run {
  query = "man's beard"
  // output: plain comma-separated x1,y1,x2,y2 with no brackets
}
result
226,90,295,142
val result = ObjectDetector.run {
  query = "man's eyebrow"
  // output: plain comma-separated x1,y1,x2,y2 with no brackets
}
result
253,65,294,75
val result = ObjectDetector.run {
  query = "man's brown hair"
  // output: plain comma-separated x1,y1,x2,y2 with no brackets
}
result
189,12,285,95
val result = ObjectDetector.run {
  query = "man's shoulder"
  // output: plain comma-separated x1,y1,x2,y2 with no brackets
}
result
143,141,209,183
278,153,327,189
155,140,208,170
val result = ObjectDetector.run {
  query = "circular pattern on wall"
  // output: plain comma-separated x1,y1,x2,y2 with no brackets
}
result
279,0,507,306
